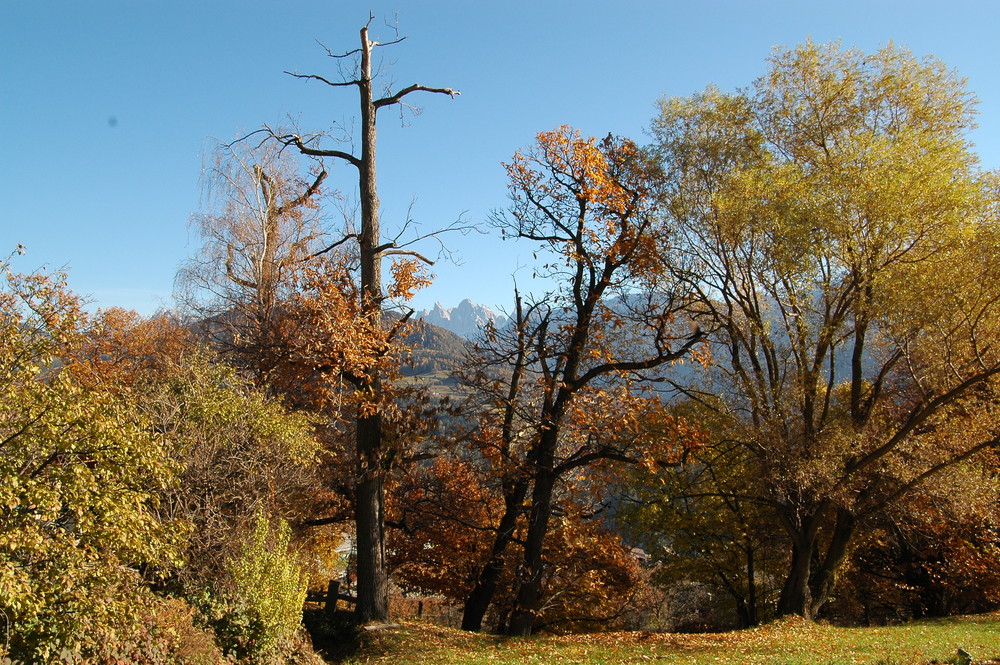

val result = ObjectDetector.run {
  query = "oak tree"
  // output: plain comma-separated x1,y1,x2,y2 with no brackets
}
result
464,127,704,635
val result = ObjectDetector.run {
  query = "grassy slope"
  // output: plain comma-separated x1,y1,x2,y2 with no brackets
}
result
342,614,1000,665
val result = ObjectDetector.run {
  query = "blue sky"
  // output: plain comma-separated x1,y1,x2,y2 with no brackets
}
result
4,1,1000,316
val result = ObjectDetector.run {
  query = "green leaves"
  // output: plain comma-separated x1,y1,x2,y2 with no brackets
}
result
222,510,308,662
0,266,183,658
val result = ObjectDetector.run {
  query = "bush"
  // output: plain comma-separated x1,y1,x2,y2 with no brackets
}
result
203,510,308,664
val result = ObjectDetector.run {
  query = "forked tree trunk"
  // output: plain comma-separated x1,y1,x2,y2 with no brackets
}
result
461,478,529,631
807,508,856,617
744,544,758,627
775,506,856,620
507,437,558,636
776,515,819,619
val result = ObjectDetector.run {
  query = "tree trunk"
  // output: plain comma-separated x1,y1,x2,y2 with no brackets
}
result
507,438,557,636
354,24,388,625
461,477,529,631
355,408,388,622
776,504,857,620
807,507,856,618
280,20,456,625
776,514,819,619
745,542,759,627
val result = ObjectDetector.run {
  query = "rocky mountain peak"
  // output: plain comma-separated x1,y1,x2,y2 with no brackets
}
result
415,300,509,339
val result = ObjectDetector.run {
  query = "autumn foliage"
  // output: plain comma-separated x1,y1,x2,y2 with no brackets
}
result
8,34,1000,665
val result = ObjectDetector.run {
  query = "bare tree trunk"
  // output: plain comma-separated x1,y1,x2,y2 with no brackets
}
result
808,508,856,618
276,18,457,625
353,24,388,624
355,409,388,622
777,531,816,619
746,544,758,627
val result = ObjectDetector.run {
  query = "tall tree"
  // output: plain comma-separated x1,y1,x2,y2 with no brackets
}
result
468,127,703,635
267,16,459,623
651,41,1000,618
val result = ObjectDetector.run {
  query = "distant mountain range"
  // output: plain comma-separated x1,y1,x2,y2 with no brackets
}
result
414,299,509,340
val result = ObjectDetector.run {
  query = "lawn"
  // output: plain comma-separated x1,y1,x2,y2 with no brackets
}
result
338,613,1000,665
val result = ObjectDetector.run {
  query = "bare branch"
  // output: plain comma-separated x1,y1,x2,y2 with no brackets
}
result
312,233,359,258
275,168,328,215
374,84,460,110
380,248,435,265
285,71,360,88
223,127,272,150
261,124,362,169
315,39,363,59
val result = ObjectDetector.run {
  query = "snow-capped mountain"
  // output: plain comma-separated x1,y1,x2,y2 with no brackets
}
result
414,299,508,339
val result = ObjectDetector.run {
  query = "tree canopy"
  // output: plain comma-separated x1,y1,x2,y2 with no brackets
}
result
649,40,1000,618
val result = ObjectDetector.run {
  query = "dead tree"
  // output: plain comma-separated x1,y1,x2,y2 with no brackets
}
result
269,17,458,623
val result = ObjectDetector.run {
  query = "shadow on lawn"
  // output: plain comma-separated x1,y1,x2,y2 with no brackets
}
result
303,609,364,663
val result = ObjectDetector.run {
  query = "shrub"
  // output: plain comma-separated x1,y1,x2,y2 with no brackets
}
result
213,510,308,664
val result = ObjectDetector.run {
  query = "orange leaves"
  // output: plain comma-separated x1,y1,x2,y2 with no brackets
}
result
501,126,661,280
514,126,645,216
68,308,192,394
387,257,432,301
270,253,431,425
389,457,498,598
278,258,394,413
560,384,707,486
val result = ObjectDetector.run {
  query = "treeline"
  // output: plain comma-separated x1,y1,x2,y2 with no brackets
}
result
4,33,1000,663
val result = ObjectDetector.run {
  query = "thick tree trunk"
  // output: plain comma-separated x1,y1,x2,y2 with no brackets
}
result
355,409,388,622
745,543,758,627
776,512,819,619
354,24,388,625
461,477,529,631
776,505,855,620
282,20,456,625
507,440,557,636
807,508,856,617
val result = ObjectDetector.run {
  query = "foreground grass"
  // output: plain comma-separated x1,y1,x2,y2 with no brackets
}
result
341,613,1000,665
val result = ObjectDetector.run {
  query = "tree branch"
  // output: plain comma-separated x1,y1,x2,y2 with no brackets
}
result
312,233,359,257
285,71,360,88
374,84,460,110
263,125,362,169
861,434,1000,517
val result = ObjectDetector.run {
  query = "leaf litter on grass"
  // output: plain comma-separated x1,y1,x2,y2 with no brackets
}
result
343,612,1000,665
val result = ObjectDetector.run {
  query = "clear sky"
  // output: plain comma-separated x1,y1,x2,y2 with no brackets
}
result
4,1,1000,316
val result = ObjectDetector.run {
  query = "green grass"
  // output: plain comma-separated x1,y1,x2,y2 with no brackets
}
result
339,613,1000,665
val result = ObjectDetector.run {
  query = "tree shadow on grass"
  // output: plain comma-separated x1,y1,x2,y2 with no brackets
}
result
303,609,364,663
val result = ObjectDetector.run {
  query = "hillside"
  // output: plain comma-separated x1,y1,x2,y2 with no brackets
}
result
395,318,470,402
400,318,468,377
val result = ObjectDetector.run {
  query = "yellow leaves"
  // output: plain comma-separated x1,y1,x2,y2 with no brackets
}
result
0,267,191,657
